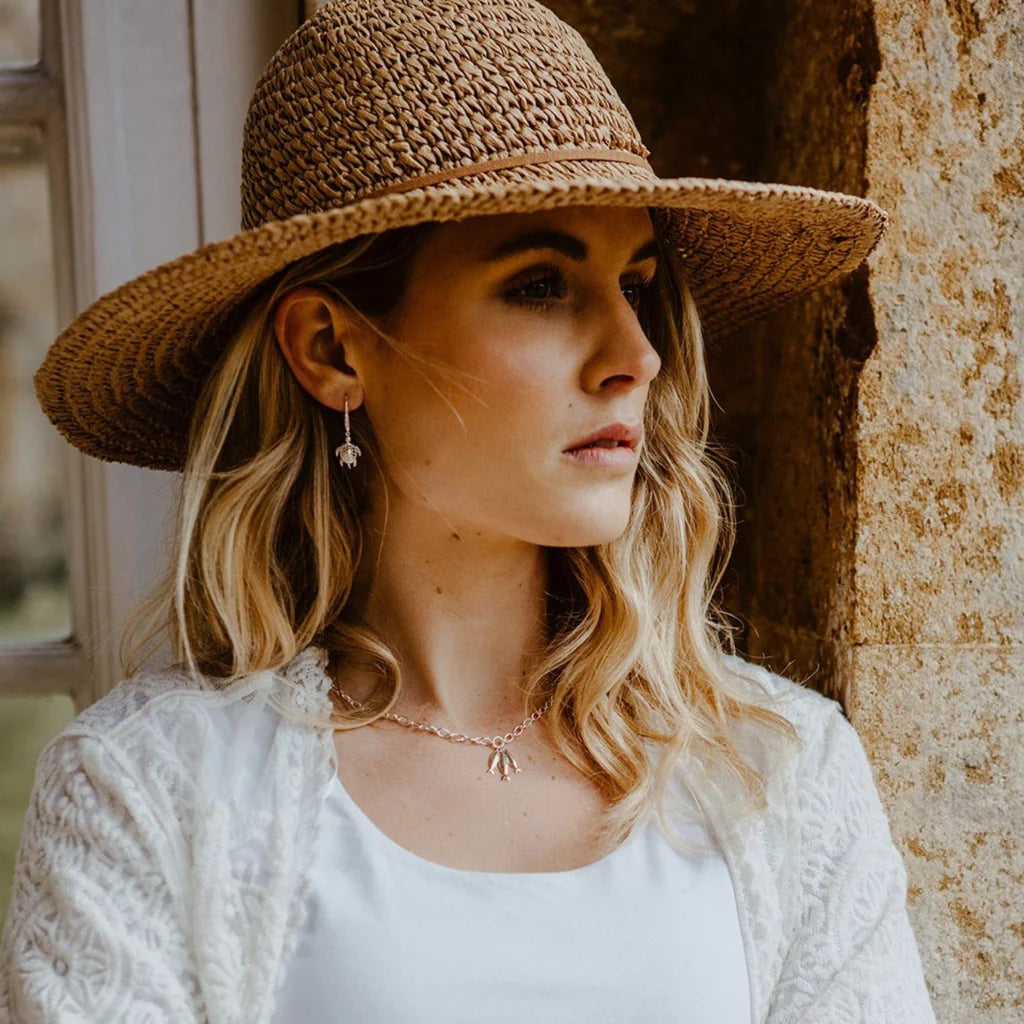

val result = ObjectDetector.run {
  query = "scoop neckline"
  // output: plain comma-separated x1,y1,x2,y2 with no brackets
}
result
327,770,641,879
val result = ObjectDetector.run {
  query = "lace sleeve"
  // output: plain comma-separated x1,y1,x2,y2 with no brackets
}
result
0,731,203,1022
767,703,936,1023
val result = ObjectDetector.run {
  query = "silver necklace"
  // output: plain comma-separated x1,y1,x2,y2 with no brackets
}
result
333,686,554,782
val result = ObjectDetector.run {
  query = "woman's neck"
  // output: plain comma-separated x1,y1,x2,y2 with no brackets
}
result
336,510,553,732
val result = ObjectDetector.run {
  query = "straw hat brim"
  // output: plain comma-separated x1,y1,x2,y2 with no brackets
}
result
35,165,887,471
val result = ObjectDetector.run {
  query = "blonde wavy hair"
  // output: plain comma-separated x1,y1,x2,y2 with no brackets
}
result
124,212,801,858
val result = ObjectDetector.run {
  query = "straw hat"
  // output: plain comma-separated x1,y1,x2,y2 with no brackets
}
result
35,0,888,472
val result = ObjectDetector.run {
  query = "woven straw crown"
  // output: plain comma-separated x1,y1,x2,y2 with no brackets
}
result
242,0,655,227
34,0,888,471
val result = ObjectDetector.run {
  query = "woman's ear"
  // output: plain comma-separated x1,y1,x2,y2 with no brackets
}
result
273,285,367,413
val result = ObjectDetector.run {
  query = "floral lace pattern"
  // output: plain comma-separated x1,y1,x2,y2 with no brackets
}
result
718,660,936,1021
0,649,934,1023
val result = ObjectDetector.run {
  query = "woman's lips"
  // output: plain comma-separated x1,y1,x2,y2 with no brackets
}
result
562,443,638,468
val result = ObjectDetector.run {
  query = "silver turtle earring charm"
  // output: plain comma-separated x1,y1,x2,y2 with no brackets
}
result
335,394,361,469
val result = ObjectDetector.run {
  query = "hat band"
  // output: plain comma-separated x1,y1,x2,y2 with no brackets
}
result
366,147,655,200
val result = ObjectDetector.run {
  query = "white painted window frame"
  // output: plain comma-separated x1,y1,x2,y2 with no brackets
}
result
0,0,299,711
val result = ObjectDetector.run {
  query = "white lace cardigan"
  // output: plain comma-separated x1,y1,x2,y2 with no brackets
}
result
0,647,935,1023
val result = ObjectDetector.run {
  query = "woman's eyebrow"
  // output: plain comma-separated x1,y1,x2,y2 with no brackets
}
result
482,229,659,265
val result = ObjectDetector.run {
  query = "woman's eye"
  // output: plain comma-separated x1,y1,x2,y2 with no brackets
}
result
621,276,655,310
505,268,655,312
506,268,567,309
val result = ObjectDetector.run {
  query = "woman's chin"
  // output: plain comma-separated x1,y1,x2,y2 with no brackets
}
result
535,510,633,548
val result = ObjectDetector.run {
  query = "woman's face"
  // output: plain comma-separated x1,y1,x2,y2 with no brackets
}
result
354,204,662,548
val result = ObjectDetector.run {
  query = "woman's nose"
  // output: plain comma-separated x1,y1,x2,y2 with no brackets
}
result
582,287,662,392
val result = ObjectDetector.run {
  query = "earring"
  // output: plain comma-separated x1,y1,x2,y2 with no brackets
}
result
334,394,361,469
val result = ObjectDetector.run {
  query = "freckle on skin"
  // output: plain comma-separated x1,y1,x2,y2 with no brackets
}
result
435,585,442,594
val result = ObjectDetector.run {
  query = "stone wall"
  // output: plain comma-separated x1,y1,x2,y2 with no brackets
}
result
547,0,1022,1017
855,0,1023,1013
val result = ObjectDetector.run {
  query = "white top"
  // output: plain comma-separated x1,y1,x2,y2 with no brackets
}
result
0,647,936,1023
273,773,751,1022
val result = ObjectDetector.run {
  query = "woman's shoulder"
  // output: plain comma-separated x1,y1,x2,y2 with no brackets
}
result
717,654,893,846
56,645,332,743
720,654,894,838
719,652,853,760
26,648,334,835
722,651,839,712
53,663,244,748
21,650,331,817
59,664,203,737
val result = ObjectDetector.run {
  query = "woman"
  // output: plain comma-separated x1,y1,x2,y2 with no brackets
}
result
0,0,934,1021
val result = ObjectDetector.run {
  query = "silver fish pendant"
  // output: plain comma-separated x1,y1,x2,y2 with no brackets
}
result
486,745,521,781
335,441,361,468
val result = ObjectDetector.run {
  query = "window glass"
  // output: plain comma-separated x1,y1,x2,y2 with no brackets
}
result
0,123,69,644
0,693,76,922
0,0,39,67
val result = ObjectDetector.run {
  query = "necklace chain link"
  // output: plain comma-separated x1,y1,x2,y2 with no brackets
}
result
332,686,555,781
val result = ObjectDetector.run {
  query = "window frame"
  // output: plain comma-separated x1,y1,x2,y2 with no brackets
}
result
0,0,299,710
0,0,87,702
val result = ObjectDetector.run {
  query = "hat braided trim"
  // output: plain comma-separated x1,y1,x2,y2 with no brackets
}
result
366,147,655,199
